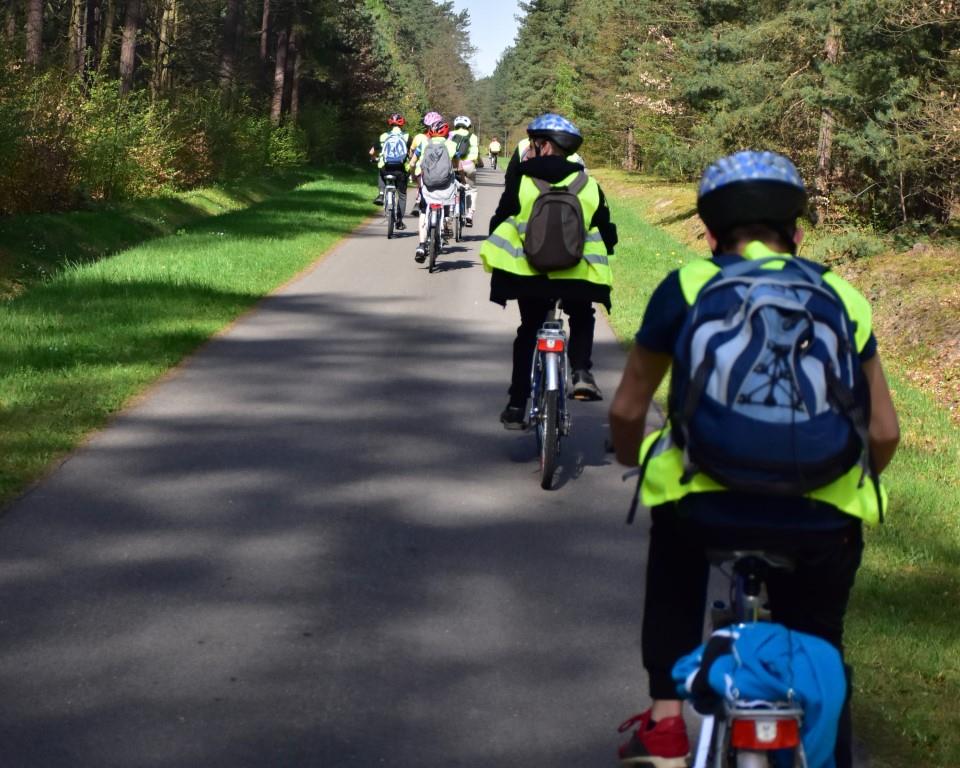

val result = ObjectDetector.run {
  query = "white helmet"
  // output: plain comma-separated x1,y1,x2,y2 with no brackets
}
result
453,115,472,129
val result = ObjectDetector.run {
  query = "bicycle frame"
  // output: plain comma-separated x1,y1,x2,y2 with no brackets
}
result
693,553,808,768
528,316,569,425
527,303,571,488
383,175,398,238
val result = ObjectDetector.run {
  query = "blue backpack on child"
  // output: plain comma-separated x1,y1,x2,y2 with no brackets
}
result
669,256,873,496
382,132,408,165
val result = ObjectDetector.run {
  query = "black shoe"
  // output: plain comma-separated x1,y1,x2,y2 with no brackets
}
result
415,244,427,262
396,220,406,231
465,217,473,227
373,196,384,205
571,369,602,401
500,405,526,430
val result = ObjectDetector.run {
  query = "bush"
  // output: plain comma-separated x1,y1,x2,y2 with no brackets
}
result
806,231,886,265
300,103,343,162
72,77,181,199
0,70,79,214
269,122,309,168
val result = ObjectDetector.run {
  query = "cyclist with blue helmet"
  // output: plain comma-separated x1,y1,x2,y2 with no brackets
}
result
480,113,618,427
608,150,900,767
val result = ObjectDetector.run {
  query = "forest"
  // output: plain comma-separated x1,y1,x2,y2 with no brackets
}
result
476,0,960,232
7,0,957,234
0,0,474,215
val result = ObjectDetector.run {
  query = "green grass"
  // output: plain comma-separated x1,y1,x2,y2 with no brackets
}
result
596,168,960,767
0,165,373,504
0,170,323,297
605,195,701,341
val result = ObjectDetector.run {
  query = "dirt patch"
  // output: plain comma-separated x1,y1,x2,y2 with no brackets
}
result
838,248,960,422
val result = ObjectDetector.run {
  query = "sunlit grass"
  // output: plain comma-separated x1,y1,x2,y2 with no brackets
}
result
0,166,373,504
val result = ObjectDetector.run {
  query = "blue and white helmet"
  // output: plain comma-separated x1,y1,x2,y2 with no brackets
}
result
697,150,808,236
527,113,583,154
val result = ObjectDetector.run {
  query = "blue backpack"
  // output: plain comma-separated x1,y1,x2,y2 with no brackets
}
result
382,132,408,164
669,256,872,496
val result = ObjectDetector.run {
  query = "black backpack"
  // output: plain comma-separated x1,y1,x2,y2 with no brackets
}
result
452,133,471,160
522,172,589,272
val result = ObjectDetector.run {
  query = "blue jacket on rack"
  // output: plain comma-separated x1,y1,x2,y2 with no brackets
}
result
672,622,846,768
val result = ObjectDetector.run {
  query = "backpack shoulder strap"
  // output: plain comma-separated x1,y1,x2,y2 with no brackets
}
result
530,177,553,194
567,171,590,195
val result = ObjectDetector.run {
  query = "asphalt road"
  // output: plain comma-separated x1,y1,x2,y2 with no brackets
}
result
0,168,655,767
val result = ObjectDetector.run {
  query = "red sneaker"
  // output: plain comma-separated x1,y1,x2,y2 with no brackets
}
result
617,709,690,767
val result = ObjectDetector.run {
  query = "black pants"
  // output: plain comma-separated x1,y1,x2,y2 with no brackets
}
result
642,505,863,767
379,165,407,220
508,296,595,405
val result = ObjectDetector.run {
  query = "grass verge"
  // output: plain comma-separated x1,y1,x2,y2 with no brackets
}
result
0,170,323,298
596,168,960,767
0,165,373,505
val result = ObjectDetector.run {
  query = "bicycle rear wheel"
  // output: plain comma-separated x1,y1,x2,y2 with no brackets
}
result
428,226,439,272
538,388,559,489
386,193,395,239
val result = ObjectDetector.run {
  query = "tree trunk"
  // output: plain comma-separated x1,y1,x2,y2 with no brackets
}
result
165,0,178,90
25,0,43,66
270,26,288,124
86,0,102,72
154,0,177,95
219,0,242,92
625,125,636,171
814,20,840,221
259,0,269,62
98,0,116,72
68,0,86,75
119,0,141,95
5,0,16,45
289,27,302,123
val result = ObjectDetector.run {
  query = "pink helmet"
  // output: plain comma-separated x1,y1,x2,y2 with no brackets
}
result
423,111,442,128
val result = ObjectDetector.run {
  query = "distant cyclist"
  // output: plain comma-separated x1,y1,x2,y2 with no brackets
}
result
369,113,410,226
450,115,480,226
479,113,618,427
488,136,502,169
608,150,900,768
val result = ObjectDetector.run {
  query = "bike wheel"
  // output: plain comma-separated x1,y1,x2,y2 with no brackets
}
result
386,200,395,239
538,388,559,489
428,227,439,272
455,212,462,242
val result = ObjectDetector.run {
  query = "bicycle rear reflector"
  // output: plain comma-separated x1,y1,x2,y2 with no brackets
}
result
537,337,565,352
730,718,800,750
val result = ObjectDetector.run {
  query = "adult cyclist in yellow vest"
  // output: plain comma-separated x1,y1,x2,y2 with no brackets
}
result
488,137,502,169
502,133,585,198
450,116,480,226
411,120,458,263
608,150,900,768
480,113,618,427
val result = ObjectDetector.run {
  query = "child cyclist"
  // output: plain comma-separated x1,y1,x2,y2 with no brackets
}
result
450,115,480,226
369,113,410,230
407,111,442,217
412,120,457,263
608,150,900,768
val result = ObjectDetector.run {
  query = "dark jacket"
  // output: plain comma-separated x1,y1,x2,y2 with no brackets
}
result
488,155,618,308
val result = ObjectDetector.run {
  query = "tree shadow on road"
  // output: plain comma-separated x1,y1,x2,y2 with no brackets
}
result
0,290,642,768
